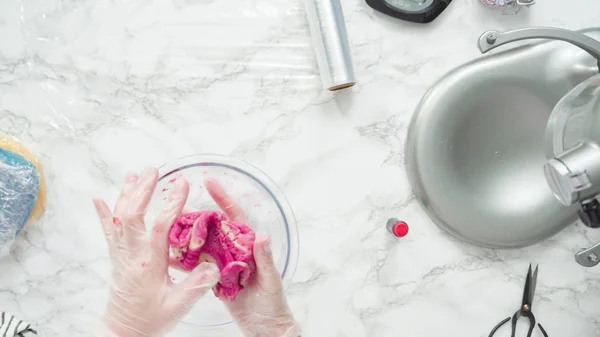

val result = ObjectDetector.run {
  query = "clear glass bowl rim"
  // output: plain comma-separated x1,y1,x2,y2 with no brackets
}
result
157,154,299,322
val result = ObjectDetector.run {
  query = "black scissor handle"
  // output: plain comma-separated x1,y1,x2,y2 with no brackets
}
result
488,317,549,337
489,317,510,337
517,311,536,337
538,323,549,337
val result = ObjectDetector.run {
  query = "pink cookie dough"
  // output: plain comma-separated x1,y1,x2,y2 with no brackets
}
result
168,210,256,300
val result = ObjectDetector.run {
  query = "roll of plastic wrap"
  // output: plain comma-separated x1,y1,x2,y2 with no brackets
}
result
304,0,357,91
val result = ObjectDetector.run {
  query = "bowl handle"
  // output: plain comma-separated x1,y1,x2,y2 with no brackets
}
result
478,27,600,69
576,240,600,267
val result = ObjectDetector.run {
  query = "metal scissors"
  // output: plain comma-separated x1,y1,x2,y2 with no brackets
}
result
488,264,548,337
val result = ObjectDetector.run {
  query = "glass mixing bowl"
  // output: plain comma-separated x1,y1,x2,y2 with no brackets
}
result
544,74,600,206
145,154,299,333
545,73,600,158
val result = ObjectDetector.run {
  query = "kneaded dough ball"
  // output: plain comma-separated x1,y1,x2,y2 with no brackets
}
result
169,210,256,301
0,137,46,224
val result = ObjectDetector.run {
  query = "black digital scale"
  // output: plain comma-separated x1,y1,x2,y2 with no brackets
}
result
365,0,452,23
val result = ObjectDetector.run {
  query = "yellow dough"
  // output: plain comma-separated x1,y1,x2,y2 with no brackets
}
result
0,137,46,224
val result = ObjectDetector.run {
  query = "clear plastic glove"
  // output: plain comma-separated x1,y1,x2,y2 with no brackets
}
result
204,178,302,337
93,168,220,337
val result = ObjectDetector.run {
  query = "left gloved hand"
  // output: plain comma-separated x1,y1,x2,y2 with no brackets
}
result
93,168,220,337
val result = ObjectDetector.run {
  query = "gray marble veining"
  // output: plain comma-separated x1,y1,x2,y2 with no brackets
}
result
1,0,600,336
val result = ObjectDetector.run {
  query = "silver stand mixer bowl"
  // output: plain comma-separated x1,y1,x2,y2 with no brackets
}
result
406,27,600,248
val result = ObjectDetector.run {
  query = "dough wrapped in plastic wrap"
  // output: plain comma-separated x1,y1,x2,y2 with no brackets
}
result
0,137,45,256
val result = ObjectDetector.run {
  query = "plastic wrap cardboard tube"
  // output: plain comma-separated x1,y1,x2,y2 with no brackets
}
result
304,0,357,91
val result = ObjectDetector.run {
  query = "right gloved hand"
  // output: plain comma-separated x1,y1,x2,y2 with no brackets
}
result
204,178,301,337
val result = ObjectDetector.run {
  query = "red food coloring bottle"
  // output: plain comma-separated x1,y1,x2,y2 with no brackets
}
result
386,218,409,237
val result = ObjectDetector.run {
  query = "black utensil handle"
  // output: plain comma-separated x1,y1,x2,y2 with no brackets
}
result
538,323,549,337
488,317,511,337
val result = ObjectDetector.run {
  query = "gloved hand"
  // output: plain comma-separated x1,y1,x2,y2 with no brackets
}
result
93,169,220,337
204,178,301,337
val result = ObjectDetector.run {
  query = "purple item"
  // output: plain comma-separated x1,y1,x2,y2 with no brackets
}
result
168,210,256,300
480,0,510,7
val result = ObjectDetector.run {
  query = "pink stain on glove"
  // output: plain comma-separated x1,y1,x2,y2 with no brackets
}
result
168,210,256,300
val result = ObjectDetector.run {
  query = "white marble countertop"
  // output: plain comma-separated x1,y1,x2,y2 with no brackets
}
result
2,0,600,336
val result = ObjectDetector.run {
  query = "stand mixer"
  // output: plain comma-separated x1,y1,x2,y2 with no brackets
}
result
544,74,600,267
